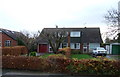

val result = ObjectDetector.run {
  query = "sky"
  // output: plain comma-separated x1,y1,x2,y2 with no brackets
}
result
0,0,119,38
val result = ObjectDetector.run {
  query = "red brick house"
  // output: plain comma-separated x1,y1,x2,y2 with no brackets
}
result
0,28,19,47
37,27,103,53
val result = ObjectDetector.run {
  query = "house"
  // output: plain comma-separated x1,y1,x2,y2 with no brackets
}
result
0,28,20,47
37,27,103,53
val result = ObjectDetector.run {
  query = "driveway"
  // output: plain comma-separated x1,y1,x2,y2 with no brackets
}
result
106,55,120,60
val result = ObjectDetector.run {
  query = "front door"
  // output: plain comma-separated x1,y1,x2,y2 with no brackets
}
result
83,43,88,53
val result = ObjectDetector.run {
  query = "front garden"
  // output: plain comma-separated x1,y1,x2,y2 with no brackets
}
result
40,53,93,59
1,47,120,75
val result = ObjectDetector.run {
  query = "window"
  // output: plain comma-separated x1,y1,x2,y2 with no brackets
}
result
70,31,81,37
76,43,80,49
5,40,11,46
89,43,100,50
63,43,68,48
59,43,63,49
59,43,68,49
70,43,74,49
70,43,80,49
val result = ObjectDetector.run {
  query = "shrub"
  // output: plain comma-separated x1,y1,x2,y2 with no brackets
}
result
66,57,120,75
2,55,50,71
71,50,81,54
1,46,28,56
58,50,65,55
58,47,71,57
2,55,120,75
47,54,72,73
29,52,36,56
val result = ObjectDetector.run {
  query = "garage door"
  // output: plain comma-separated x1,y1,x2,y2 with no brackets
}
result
112,45,120,55
39,44,48,53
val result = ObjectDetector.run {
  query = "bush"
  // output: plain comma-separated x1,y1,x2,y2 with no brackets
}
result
1,46,28,56
58,50,65,55
58,47,71,58
29,52,36,56
71,50,81,54
66,57,120,75
2,55,50,71
2,55,120,75
47,54,71,73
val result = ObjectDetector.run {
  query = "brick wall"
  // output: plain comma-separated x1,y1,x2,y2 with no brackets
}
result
0,32,17,47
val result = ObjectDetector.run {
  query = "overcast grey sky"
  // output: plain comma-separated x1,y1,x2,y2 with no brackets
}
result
0,0,119,34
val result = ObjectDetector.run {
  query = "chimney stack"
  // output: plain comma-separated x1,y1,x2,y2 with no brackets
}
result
56,25,58,28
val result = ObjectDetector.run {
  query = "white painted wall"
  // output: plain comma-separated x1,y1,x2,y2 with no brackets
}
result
106,45,110,54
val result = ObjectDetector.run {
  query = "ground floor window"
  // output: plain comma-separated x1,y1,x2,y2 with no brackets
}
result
89,43,100,50
70,43,80,49
5,40,11,46
59,43,68,49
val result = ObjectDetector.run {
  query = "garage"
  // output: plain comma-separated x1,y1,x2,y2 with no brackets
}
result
38,44,48,53
112,44,120,55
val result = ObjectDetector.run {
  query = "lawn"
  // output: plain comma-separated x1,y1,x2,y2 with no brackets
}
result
40,53,93,59
71,54,93,59
40,53,54,58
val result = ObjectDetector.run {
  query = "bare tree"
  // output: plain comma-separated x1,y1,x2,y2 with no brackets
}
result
17,30,40,54
41,28,68,54
104,9,120,42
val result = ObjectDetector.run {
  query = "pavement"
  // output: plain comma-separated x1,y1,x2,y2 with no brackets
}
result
1,69,119,77
2,69,67,77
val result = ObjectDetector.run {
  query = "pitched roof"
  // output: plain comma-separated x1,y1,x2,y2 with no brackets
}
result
37,27,103,43
0,28,21,40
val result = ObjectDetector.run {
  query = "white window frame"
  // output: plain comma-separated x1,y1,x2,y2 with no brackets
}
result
76,43,80,49
70,31,81,37
70,43,80,49
70,43,75,49
59,43,68,49
59,43,63,49
5,40,11,46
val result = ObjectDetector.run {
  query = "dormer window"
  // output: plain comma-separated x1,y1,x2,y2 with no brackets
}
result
70,31,81,37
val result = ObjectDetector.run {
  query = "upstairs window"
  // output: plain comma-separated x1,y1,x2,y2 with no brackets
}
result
5,40,11,46
70,31,81,37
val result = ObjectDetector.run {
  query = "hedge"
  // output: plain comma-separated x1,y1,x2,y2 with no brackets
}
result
58,47,71,58
2,55,50,71
2,55,120,75
67,59,120,75
1,46,28,56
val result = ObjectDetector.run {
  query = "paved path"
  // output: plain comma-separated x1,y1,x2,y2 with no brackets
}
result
2,69,119,77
